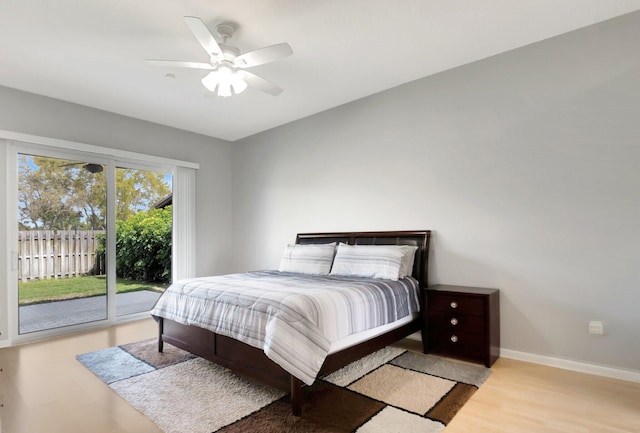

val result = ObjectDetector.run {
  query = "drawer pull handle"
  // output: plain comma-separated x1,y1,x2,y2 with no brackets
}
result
450,335,458,343
450,301,458,309
450,318,458,326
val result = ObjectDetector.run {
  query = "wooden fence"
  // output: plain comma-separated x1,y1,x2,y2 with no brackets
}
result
18,230,105,282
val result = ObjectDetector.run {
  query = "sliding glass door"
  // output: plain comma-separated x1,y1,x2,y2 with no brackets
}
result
115,166,172,316
15,151,173,335
17,153,107,333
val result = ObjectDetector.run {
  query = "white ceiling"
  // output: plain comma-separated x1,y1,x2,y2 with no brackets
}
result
1,1,639,142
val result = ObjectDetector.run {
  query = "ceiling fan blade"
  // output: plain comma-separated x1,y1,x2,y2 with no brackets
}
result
59,162,103,173
183,16,222,56
146,59,214,70
238,71,283,96
234,43,293,68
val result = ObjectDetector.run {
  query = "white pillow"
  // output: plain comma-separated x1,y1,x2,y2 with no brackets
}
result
329,243,405,280
398,245,418,278
278,242,336,275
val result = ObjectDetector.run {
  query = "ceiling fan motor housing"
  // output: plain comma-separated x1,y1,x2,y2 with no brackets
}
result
216,23,236,42
215,43,241,62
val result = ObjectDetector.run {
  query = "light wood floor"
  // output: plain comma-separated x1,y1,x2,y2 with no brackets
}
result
1,318,638,433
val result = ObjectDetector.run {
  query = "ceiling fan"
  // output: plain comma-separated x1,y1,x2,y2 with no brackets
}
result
60,162,104,173
147,16,293,97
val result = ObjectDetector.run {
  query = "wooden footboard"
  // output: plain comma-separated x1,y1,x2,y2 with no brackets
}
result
155,315,423,415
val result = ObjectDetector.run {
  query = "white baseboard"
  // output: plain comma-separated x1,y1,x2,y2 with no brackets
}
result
404,333,640,383
500,348,640,384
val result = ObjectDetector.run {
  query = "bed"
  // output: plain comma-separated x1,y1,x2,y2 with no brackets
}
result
151,230,431,415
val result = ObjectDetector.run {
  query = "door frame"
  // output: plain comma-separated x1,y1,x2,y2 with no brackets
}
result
3,132,197,346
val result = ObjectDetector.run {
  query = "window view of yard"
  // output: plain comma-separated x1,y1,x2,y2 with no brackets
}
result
17,153,173,333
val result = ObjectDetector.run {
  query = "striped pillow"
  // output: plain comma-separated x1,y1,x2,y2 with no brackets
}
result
278,243,336,275
329,243,405,280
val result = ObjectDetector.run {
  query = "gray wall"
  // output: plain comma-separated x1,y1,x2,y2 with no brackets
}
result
232,12,640,371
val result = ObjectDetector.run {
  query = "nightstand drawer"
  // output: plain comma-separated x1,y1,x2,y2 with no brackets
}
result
429,293,484,315
431,330,485,352
429,311,485,333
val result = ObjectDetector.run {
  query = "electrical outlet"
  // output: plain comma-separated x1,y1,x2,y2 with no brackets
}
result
588,320,604,335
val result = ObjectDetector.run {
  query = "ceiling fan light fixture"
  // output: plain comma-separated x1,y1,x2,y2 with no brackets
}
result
230,74,248,94
218,81,233,97
201,67,247,97
201,70,219,92
217,65,233,77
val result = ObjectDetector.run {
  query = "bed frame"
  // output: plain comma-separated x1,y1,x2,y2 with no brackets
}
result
154,230,431,415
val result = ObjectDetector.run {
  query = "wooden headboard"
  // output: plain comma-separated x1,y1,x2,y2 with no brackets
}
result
296,230,431,288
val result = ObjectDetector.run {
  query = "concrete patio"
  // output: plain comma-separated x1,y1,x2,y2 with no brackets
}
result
19,290,161,334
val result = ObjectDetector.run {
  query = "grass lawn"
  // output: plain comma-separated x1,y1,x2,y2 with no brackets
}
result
18,275,168,306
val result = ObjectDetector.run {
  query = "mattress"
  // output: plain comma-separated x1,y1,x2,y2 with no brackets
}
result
151,270,421,384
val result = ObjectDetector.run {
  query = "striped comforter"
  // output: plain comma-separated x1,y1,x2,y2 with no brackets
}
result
150,270,420,385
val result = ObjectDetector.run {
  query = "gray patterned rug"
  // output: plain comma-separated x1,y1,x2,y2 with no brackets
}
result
77,339,491,433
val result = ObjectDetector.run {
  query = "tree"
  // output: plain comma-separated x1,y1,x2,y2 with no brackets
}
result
115,168,171,221
18,155,90,229
18,154,172,230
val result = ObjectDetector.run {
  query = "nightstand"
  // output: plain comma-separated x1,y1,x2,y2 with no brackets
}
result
426,284,500,367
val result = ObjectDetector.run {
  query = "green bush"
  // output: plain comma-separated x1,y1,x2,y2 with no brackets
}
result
97,206,172,283
116,206,172,283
